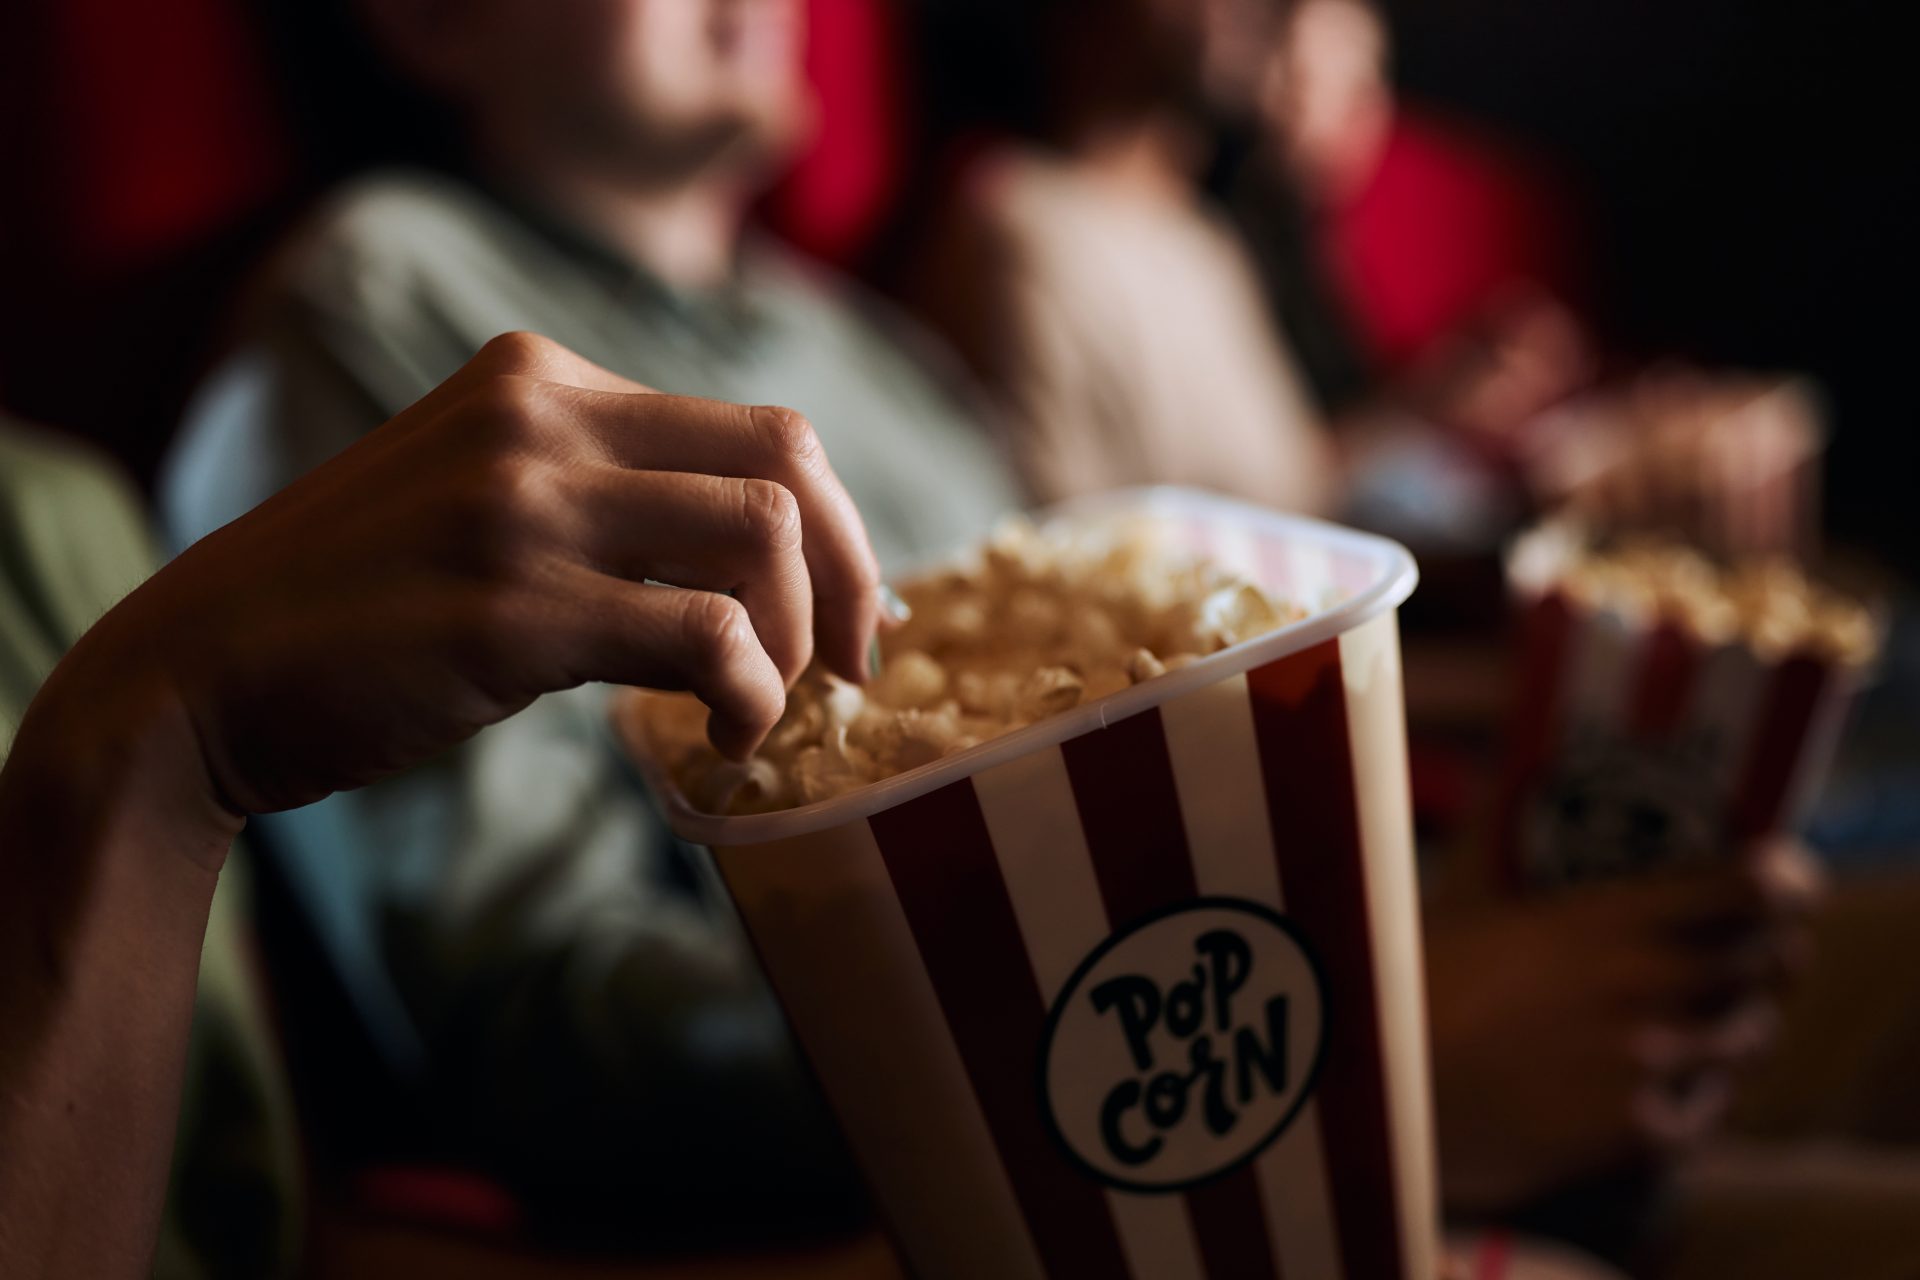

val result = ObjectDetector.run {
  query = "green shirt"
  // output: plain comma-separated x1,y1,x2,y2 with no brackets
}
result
160,169,1019,1229
169,169,1017,570
0,424,298,1279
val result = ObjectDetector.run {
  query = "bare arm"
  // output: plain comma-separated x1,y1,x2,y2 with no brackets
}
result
0,332,884,1275
0,659,235,1275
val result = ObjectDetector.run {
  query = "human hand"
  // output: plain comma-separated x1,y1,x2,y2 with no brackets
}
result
1405,288,1596,445
34,331,884,835
1521,368,1822,558
1425,838,1822,1213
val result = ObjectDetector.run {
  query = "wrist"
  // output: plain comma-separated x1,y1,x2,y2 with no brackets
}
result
4,627,243,873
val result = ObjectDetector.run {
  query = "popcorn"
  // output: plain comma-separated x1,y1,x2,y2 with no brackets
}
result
1546,532,1876,665
682,756,785,815
645,516,1307,815
1017,666,1085,721
875,649,948,709
822,677,865,727
1501,521,1880,889
1126,648,1167,683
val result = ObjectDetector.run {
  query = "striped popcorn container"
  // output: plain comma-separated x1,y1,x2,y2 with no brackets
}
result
619,489,1432,1280
1493,523,1868,891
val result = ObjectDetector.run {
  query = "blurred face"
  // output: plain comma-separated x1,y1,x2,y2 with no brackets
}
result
1100,0,1287,115
386,0,813,180
1195,0,1290,113
1264,0,1392,200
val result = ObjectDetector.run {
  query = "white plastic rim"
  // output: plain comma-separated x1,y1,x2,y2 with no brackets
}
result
626,486,1419,847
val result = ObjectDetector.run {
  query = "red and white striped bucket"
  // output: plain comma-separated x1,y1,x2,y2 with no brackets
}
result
1493,525,1866,891
618,489,1431,1280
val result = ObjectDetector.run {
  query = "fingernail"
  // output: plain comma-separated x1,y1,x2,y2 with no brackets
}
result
868,635,884,679
877,583,912,624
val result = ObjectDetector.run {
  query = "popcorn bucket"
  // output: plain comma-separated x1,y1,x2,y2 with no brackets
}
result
1493,523,1871,891
615,489,1430,1280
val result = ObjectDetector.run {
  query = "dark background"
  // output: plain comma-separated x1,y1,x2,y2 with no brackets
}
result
2,0,1912,560
1380,0,1915,561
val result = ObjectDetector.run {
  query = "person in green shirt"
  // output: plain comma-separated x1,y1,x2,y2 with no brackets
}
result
160,0,1016,1238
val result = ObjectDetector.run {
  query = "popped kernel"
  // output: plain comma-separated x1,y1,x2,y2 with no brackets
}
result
644,516,1306,814
1017,666,1085,721
1127,648,1168,683
875,649,947,709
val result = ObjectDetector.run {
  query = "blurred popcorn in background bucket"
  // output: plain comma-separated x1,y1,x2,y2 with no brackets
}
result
1493,520,1878,890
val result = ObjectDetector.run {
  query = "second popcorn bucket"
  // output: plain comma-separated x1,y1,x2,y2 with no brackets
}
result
1491,521,1877,892
616,488,1431,1280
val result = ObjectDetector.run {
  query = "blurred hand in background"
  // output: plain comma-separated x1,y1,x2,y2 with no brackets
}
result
1425,837,1823,1214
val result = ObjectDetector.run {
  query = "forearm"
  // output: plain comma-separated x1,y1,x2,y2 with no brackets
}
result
0,654,238,1277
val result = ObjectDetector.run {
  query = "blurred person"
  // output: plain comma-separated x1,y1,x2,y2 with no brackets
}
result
1235,0,1593,429
1,335,892,1277
1233,0,1821,560
899,0,1573,555
161,0,1015,1240
900,0,1337,511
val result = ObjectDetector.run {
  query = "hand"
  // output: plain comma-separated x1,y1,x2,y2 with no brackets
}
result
40,331,884,833
1403,288,1596,445
1520,367,1821,557
1,333,890,1277
1424,838,1822,1213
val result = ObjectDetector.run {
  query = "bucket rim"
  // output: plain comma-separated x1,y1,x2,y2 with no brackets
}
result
617,487,1418,846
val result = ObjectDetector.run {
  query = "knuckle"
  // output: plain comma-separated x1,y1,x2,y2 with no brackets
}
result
475,330,558,376
737,478,803,555
683,592,754,667
752,404,824,474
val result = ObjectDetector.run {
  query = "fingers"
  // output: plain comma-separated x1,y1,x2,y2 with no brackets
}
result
1632,998,1780,1079
431,345,882,684
1575,867,1769,943
1595,939,1764,1016
1580,866,1818,1016
1632,1069,1735,1155
547,575,787,760
1618,999,1776,1159
568,470,814,685
549,389,884,682
1580,847,1818,941
401,345,880,752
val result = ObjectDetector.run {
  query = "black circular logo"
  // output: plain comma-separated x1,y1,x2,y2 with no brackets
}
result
1037,897,1328,1194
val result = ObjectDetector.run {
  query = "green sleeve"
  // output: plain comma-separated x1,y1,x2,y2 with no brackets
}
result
0,423,300,1279
0,426,160,743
